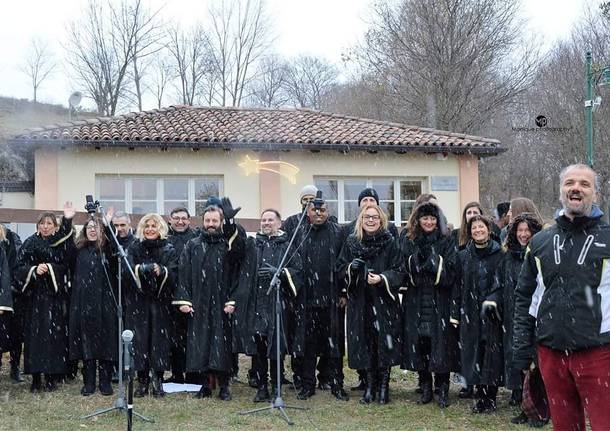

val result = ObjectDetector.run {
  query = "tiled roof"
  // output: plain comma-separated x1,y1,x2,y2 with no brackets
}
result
9,106,503,155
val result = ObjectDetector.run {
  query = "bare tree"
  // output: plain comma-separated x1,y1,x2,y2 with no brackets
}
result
146,56,174,108
20,38,56,103
65,0,162,115
166,24,216,106
284,55,339,110
207,0,271,106
248,54,289,107
356,0,540,134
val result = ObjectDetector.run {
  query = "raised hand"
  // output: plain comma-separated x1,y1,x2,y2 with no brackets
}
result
63,201,76,219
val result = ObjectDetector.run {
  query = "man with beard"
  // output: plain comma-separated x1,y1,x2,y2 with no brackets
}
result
167,207,199,384
292,200,349,401
173,200,244,400
246,209,302,402
513,164,610,430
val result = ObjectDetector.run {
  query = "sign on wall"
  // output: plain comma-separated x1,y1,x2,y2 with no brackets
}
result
431,176,458,191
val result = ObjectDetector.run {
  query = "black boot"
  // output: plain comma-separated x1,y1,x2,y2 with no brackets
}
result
331,385,349,401
98,361,114,396
247,368,259,388
81,360,96,396
9,359,24,383
30,373,42,393
44,374,57,392
418,378,433,404
217,373,232,401
438,382,450,408
152,371,165,398
195,373,212,399
360,370,376,404
134,371,149,397
378,368,391,404
253,384,270,402
459,385,474,399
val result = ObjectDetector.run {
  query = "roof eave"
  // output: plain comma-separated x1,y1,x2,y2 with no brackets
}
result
6,138,505,156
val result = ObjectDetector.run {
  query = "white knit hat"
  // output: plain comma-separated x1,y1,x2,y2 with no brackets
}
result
299,185,318,201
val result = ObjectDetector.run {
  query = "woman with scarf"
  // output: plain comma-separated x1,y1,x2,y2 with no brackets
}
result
126,213,178,398
16,203,75,392
69,217,118,396
490,213,544,426
454,214,505,413
336,204,403,404
399,202,459,408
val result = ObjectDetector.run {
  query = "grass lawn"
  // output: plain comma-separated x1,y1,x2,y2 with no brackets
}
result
0,354,541,431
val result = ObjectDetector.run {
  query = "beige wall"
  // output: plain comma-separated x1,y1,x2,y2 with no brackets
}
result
36,147,479,226
0,192,34,209
276,151,463,226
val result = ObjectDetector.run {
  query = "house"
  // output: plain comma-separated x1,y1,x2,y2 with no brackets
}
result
5,105,504,230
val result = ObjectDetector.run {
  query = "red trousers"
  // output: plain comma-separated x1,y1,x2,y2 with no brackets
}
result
537,344,610,431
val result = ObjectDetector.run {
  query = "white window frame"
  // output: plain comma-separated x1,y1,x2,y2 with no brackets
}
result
96,175,224,215
314,177,426,224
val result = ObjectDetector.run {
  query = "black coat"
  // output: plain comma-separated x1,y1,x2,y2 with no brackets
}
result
125,238,178,371
16,220,75,374
336,230,403,370
174,230,244,373
0,229,23,353
456,240,504,386
399,231,460,373
240,231,303,357
0,247,13,352
69,243,118,362
489,246,525,390
292,221,346,358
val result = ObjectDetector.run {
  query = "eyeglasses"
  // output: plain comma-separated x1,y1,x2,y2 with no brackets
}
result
86,225,97,230
171,216,189,221
363,215,381,221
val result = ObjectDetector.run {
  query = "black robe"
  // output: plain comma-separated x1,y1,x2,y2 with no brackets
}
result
240,231,303,357
0,247,13,351
16,221,75,374
0,229,22,353
489,245,526,390
399,231,460,373
336,230,403,370
455,240,504,386
292,220,346,359
69,243,118,362
173,229,244,373
125,238,178,371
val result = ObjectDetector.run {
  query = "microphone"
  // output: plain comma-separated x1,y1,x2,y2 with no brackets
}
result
312,190,324,214
122,329,134,372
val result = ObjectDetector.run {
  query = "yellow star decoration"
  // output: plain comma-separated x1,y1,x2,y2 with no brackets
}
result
238,155,300,184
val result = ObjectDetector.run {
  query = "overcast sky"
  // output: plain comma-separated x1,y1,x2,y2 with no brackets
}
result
0,0,589,110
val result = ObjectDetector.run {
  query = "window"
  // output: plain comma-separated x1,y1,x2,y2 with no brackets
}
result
314,177,423,224
96,176,223,216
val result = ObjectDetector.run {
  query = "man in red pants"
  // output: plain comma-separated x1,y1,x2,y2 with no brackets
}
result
513,164,610,431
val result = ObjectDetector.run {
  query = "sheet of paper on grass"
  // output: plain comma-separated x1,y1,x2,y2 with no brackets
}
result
162,383,202,393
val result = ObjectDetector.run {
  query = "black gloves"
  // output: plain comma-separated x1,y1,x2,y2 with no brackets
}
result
258,262,278,279
350,258,366,272
221,197,241,222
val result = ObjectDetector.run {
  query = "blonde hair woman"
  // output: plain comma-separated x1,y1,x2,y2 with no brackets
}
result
126,213,178,398
336,204,403,405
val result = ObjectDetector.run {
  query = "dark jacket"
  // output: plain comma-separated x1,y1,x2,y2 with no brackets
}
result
125,238,178,371
292,220,346,358
240,231,303,357
168,227,199,257
173,229,244,373
513,207,610,369
336,230,403,370
0,247,13,352
16,218,75,374
69,242,118,362
399,230,460,373
456,239,504,385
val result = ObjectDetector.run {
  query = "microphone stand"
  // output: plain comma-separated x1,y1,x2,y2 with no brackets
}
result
82,203,153,424
239,203,310,426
